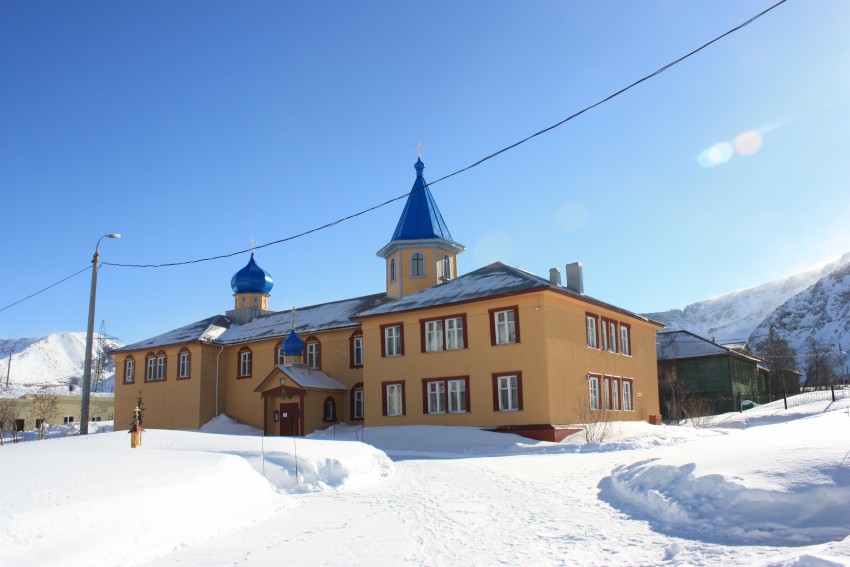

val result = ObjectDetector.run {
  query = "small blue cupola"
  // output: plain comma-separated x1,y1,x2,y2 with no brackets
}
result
231,253,274,295
282,328,305,359
377,155,465,298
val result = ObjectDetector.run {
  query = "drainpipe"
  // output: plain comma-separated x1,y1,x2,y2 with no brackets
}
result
215,344,224,416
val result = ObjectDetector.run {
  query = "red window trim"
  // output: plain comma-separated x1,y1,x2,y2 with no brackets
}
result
491,371,523,411
123,355,135,384
421,376,471,414
304,335,321,370
379,323,405,357
176,347,191,380
587,372,602,409
418,313,468,353
381,380,406,416
619,322,632,356
488,306,520,346
586,312,600,349
349,330,364,369
322,397,337,422
350,382,364,421
237,346,253,379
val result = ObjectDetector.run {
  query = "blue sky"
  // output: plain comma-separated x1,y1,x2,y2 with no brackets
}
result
1,0,848,345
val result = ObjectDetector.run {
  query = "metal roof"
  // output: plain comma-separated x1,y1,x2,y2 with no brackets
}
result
657,330,764,363
389,159,456,242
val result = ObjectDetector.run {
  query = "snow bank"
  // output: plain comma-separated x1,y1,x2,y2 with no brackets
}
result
309,421,721,459
600,407,850,546
0,433,290,567
0,417,394,566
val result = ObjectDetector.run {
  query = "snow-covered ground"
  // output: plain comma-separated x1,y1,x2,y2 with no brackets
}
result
2,402,849,566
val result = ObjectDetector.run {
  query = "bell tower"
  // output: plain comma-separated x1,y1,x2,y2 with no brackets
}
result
377,155,464,298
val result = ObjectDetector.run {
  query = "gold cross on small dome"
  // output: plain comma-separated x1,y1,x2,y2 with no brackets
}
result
416,141,423,159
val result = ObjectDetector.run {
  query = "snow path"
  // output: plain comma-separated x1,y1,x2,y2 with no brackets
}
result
144,450,784,566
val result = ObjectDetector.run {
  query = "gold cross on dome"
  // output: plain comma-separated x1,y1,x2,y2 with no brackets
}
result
250,237,255,252
416,141,423,159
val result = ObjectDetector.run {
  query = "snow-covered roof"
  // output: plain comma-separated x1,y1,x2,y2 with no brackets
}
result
218,293,390,344
280,364,346,391
110,316,231,354
356,262,659,324
657,330,764,363
113,264,659,354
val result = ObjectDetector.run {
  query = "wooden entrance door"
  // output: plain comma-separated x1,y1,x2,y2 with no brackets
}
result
279,403,301,436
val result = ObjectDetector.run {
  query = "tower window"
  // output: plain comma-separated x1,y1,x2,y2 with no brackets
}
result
442,254,451,280
411,253,425,278
389,258,396,282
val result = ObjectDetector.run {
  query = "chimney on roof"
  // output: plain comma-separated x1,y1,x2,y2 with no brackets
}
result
566,262,584,294
549,267,562,286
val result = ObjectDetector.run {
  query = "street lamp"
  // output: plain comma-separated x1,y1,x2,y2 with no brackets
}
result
80,233,121,435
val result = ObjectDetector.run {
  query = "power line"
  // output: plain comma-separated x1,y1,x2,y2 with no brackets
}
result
103,0,789,270
1,0,791,310
0,266,91,313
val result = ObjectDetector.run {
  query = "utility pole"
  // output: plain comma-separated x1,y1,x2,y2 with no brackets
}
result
5,347,12,388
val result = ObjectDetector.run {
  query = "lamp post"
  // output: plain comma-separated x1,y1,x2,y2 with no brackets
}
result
80,233,121,435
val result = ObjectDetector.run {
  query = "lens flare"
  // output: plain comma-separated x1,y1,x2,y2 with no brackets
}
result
556,203,588,232
734,130,763,156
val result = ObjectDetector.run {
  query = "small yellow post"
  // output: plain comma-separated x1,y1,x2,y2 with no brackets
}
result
130,405,144,448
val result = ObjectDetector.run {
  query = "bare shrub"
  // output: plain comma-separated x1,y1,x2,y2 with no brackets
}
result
575,395,616,443
31,393,59,440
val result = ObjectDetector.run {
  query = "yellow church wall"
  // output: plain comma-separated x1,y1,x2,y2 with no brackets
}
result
358,291,554,429
387,247,458,298
114,344,205,431
538,292,662,425
219,327,365,430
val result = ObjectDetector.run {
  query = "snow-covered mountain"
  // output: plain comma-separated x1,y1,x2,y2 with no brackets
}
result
645,252,850,356
0,332,120,395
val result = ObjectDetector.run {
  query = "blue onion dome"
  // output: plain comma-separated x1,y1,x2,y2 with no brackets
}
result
231,253,273,294
283,328,304,358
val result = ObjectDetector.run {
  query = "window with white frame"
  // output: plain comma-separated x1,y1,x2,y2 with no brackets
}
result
156,353,166,380
421,316,465,352
442,254,451,280
383,325,402,357
352,336,363,366
385,382,404,416
620,324,631,356
146,355,156,381
601,319,609,351
323,398,336,421
239,348,252,377
496,374,520,411
389,258,396,282
124,358,135,384
586,315,598,349
178,350,190,378
353,387,364,420
427,381,446,413
277,341,286,365
603,376,612,410
424,378,469,414
425,320,444,352
612,378,621,410
623,379,634,411
446,317,464,350
588,375,600,409
493,309,517,345
609,322,618,353
447,378,467,413
306,341,320,369
411,252,425,278
64,416,74,424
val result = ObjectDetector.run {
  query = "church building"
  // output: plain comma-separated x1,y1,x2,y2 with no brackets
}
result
111,158,663,441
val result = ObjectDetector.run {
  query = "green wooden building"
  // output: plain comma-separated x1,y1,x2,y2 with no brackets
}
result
656,330,767,419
